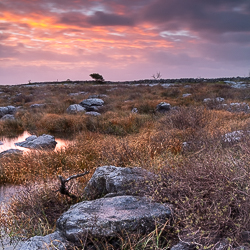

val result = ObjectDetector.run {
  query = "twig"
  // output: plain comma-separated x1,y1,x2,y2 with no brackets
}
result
58,171,89,199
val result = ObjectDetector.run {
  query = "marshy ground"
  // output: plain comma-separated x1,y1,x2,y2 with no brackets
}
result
0,80,250,249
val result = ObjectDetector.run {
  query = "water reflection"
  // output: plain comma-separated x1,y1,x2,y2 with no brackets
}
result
0,131,71,154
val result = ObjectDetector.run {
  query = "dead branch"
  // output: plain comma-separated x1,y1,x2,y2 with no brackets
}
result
58,171,89,199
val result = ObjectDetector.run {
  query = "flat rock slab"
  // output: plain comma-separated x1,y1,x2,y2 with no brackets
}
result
15,134,57,149
57,195,172,242
80,98,104,107
84,165,156,199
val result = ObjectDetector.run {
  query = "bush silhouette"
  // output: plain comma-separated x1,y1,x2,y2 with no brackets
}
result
90,73,105,83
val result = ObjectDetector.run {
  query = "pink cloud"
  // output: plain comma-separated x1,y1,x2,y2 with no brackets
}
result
0,0,250,85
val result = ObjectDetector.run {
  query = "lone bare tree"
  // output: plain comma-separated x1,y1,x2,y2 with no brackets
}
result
152,72,162,80
57,171,89,200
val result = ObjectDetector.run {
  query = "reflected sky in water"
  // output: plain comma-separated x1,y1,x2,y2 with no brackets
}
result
0,131,71,153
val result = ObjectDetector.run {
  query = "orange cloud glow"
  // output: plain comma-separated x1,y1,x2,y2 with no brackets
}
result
0,0,249,84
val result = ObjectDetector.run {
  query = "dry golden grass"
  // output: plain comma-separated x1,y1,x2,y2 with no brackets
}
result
1,82,250,249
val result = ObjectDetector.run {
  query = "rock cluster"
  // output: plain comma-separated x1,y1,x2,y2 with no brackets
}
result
66,97,105,115
79,98,104,111
0,106,16,118
203,98,250,113
15,164,250,250
18,166,173,250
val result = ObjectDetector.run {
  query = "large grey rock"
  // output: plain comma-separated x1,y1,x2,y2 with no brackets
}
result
15,134,57,149
17,231,71,250
56,195,172,242
84,165,156,199
66,104,85,114
80,98,104,107
156,102,171,112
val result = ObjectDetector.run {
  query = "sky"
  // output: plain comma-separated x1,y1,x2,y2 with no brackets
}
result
0,0,250,85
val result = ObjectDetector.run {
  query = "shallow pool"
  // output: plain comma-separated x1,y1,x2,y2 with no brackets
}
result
0,131,71,154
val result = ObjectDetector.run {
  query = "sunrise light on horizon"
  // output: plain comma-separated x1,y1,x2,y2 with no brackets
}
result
0,0,250,85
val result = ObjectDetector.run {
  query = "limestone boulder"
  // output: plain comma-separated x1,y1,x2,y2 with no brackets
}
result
80,98,104,107
79,98,104,111
66,104,85,114
15,134,57,149
56,195,172,242
84,165,156,199
156,102,171,112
